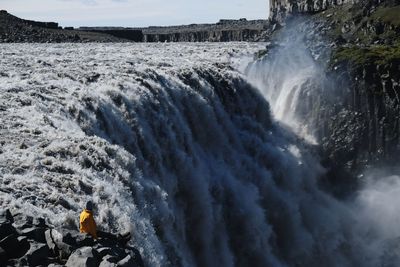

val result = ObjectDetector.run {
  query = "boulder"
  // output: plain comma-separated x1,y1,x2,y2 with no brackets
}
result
0,222,16,240
102,255,118,263
45,229,57,251
57,241,73,260
104,246,127,260
0,209,13,224
61,231,78,246
117,255,135,267
0,246,7,265
45,229,73,260
96,247,112,259
0,234,30,258
99,255,118,267
74,233,95,247
33,217,46,228
12,213,33,230
55,229,94,247
26,243,49,266
125,247,144,267
65,246,99,267
100,261,117,267
17,236,30,251
19,227,46,243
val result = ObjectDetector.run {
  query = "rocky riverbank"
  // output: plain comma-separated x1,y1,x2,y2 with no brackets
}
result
80,19,269,42
0,209,143,266
0,10,268,43
0,10,125,43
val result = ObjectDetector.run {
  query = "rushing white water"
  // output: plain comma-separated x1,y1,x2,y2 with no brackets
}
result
246,25,331,144
0,42,399,267
245,22,400,267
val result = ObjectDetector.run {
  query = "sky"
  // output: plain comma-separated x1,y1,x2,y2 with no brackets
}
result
0,0,269,27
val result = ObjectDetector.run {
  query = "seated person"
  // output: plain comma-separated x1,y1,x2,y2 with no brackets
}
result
79,200,131,244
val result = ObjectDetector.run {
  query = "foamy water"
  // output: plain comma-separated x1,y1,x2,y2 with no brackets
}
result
0,42,399,267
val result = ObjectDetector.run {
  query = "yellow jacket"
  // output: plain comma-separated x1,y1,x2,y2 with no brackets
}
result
79,209,97,239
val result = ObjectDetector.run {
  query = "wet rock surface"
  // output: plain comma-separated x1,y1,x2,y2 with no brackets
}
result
312,1,400,174
258,0,400,193
0,210,143,267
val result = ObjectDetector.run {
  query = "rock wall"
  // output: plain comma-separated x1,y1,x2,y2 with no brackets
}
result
143,29,265,42
80,19,269,42
79,28,144,42
269,0,355,23
257,2,400,187
321,51,400,172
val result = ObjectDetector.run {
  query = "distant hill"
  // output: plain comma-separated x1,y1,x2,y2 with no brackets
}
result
0,10,126,43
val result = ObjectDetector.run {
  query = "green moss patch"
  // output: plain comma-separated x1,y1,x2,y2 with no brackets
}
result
371,6,400,27
332,44,400,67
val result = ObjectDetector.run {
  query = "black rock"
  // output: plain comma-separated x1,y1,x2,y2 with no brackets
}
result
12,213,33,229
0,222,16,240
75,233,95,247
26,243,49,266
99,255,118,267
117,255,135,267
0,246,7,265
0,234,29,258
0,209,13,224
61,231,77,247
65,246,99,267
17,235,30,250
96,247,112,259
33,217,46,227
19,227,46,243
125,246,144,267
58,242,73,260
45,229,73,260
104,245,127,260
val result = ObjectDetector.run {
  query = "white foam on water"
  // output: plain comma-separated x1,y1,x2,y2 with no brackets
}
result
0,42,399,267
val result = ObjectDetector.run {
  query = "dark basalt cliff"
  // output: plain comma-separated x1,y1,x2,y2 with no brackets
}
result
321,2,400,174
269,0,362,23
80,19,269,42
267,0,400,188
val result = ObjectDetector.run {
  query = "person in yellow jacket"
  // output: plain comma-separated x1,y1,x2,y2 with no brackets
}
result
79,200,132,244
79,201,98,239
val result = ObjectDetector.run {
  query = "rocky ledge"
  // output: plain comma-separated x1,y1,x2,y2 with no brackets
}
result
0,209,144,267
79,19,270,42
0,10,125,43
318,1,400,173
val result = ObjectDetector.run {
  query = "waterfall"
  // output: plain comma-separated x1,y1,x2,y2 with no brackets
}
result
0,42,399,267
245,20,333,144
